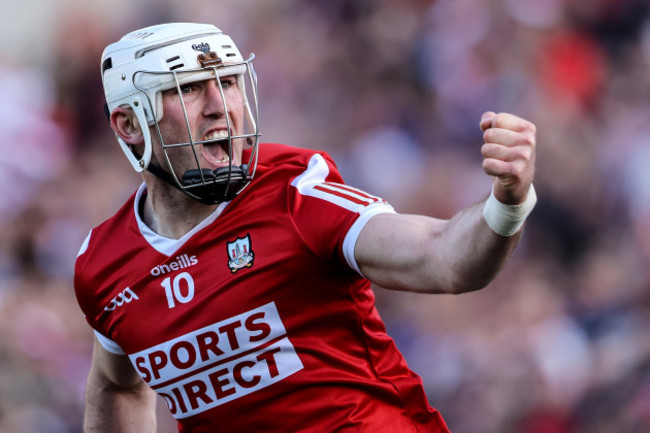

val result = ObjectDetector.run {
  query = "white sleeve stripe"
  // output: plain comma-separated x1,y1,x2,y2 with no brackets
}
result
94,330,126,355
304,184,375,212
322,182,384,202
342,204,396,277
315,183,381,205
291,154,383,212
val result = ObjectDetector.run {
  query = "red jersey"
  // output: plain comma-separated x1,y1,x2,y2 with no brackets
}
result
75,143,450,432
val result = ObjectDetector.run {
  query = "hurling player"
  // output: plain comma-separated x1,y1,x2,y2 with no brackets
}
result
75,22,536,432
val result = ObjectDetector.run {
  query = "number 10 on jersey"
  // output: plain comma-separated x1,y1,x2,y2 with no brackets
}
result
161,272,196,308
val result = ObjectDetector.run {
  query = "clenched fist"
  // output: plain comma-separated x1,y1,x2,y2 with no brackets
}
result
480,111,536,205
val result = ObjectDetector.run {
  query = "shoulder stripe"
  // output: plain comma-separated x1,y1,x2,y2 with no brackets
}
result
313,184,380,206
313,185,367,206
291,153,387,213
317,182,383,204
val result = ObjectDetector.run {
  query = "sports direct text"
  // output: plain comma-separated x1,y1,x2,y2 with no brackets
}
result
129,302,303,419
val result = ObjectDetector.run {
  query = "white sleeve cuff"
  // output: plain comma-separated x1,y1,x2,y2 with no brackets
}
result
94,330,126,355
342,203,396,277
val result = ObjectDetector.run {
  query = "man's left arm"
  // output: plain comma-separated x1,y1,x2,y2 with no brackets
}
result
354,112,536,294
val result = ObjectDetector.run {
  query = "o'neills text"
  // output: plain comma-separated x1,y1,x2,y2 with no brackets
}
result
151,254,198,276
128,302,303,419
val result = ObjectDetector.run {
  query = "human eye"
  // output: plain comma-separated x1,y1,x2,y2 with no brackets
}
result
179,83,198,95
220,77,236,90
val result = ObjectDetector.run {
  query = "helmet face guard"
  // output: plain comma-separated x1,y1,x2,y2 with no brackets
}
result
101,23,260,204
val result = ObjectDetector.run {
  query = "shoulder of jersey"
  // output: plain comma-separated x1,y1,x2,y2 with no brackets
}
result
78,190,140,261
256,143,333,173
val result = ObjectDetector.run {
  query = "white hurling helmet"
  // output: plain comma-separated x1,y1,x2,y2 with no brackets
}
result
101,22,260,204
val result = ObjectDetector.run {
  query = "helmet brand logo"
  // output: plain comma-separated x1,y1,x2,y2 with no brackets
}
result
192,42,211,54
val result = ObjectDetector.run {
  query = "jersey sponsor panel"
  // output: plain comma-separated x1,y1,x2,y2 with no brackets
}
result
128,302,303,418
156,337,302,418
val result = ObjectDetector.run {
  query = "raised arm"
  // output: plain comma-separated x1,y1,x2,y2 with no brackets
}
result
354,112,536,294
84,337,157,433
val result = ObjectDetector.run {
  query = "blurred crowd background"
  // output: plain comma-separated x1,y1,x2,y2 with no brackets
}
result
2,0,650,431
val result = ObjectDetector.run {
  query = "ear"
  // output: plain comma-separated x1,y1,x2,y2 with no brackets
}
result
110,106,145,146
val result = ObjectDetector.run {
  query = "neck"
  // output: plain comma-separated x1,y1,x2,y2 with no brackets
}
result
141,179,217,239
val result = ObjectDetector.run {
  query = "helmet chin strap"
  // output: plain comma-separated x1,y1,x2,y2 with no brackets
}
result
134,150,250,205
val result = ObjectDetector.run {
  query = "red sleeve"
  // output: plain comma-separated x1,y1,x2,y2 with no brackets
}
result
288,152,395,271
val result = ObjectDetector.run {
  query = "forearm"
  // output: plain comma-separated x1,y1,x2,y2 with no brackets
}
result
84,367,157,433
356,191,533,294
435,201,523,294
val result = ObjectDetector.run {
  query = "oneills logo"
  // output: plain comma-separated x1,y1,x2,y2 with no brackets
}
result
151,254,198,276
227,234,254,273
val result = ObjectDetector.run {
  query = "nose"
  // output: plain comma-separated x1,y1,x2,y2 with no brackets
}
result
201,79,227,118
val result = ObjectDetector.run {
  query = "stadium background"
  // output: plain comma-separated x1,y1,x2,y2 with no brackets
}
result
2,0,650,431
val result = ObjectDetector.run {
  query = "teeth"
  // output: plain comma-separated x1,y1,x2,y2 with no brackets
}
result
205,130,230,141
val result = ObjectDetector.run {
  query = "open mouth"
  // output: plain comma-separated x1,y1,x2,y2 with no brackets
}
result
201,130,232,167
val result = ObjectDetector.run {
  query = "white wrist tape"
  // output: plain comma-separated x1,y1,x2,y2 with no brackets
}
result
482,184,537,236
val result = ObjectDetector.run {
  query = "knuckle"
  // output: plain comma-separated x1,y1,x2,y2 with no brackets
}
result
504,163,517,176
493,113,508,128
518,132,535,147
520,120,536,136
513,147,529,161
525,134,536,147
482,159,494,173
